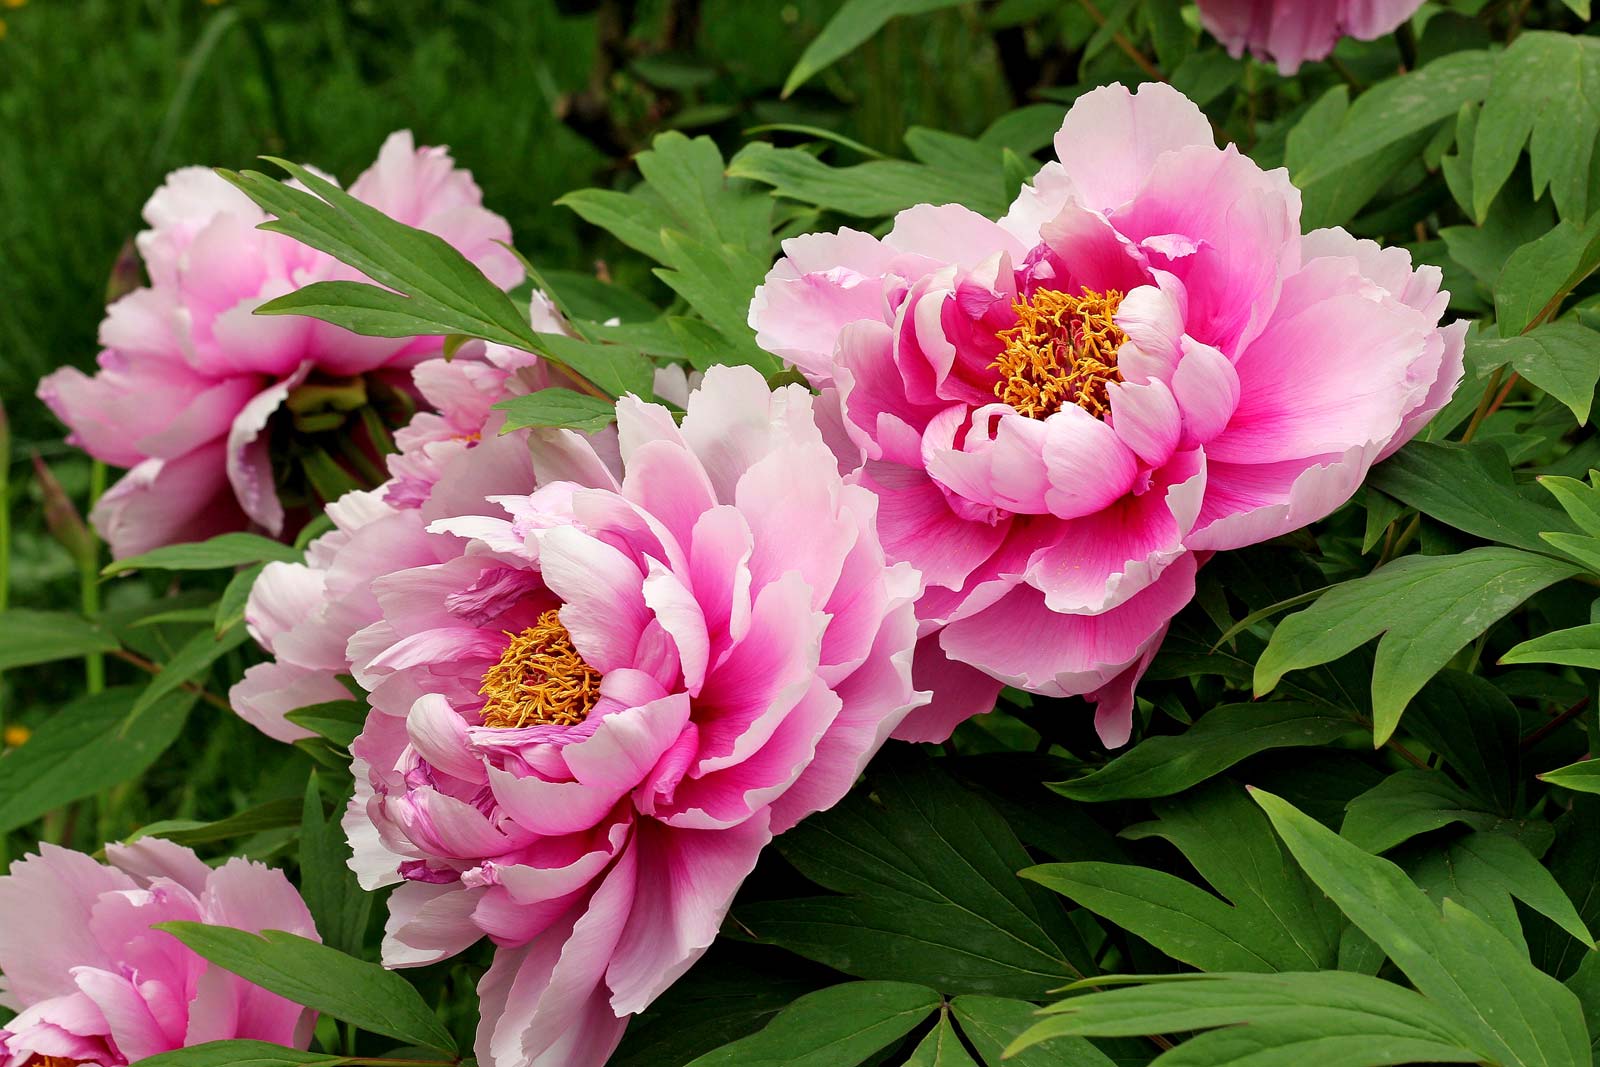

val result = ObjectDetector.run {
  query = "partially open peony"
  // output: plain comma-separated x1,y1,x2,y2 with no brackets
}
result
749,81,1463,746
0,840,319,1066
38,131,522,558
330,365,922,1067
1196,0,1425,75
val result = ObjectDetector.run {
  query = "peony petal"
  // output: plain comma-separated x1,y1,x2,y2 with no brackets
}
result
605,812,772,1015
1040,405,1141,519
1052,81,1216,213
0,845,136,1005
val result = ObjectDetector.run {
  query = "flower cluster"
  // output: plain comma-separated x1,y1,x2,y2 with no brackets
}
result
23,77,1463,1067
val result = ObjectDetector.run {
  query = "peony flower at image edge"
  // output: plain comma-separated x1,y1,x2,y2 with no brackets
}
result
0,839,320,1067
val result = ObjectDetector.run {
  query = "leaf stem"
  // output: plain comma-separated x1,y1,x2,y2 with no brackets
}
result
108,648,233,713
1459,366,1506,444
1075,0,1164,82
82,461,106,694
1520,697,1590,750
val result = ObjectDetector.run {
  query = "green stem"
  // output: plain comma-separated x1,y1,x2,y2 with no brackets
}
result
0,445,9,871
82,461,106,694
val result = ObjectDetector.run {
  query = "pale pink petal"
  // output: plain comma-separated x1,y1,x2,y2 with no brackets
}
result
940,551,1197,698
1170,338,1241,448
91,444,245,560
228,661,350,744
886,203,1029,267
226,368,311,534
105,838,213,896
382,881,486,968
1040,405,1141,519
0,846,136,1004
1052,82,1215,213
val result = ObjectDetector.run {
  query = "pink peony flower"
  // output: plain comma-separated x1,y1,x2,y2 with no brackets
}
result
0,840,319,1066
329,365,922,1067
749,81,1463,746
38,131,523,559
1196,0,1425,74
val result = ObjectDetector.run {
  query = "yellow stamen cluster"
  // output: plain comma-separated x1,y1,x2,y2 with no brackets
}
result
991,288,1127,419
477,609,602,729
30,1057,90,1067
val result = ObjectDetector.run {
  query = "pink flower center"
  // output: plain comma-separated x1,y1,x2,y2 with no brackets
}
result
991,287,1126,419
477,608,601,729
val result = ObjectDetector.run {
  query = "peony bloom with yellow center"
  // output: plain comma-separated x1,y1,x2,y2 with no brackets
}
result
749,81,1463,746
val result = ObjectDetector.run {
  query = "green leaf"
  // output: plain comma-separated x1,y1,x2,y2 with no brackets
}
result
1368,440,1576,554
1541,759,1600,795
1254,547,1578,745
0,609,120,670
652,231,778,374
904,1016,980,1067
682,982,940,1067
131,796,303,849
780,0,964,96
283,699,367,748
530,333,654,399
1253,788,1593,1067
949,995,1116,1067
103,531,301,576
1010,971,1485,1066
494,388,618,434
728,141,1007,219
1503,623,1600,668
1467,320,1600,425
156,924,456,1053
300,775,373,957
1494,217,1600,337
223,160,534,352
1541,473,1600,538
0,687,193,834
1295,50,1492,226
129,1040,347,1066
1472,32,1600,222
249,279,465,340
610,956,817,1067
124,625,248,728
558,188,675,264
1050,702,1355,802
215,562,266,635
1341,770,1519,855
1407,831,1592,951
737,756,1092,998
1029,782,1339,974
1569,952,1600,1054
1403,671,1521,815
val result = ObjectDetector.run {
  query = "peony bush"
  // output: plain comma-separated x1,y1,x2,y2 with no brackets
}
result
6,4,1600,1067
